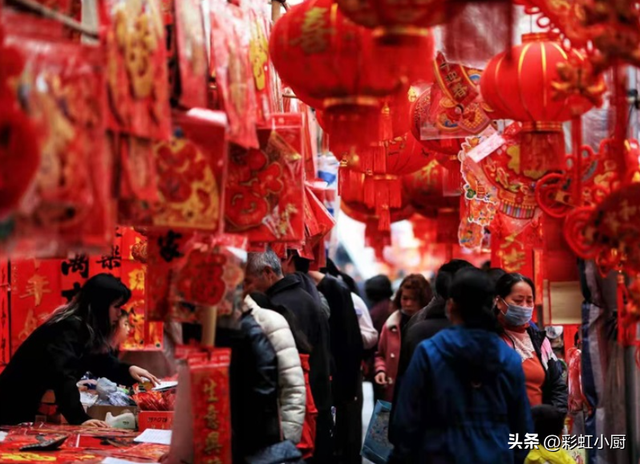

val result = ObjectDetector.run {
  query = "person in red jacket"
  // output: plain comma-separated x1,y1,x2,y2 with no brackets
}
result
374,274,432,403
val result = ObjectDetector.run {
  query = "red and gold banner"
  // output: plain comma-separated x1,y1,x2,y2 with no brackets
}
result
190,349,232,464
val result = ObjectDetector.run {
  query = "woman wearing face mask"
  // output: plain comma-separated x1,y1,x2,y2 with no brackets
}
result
495,273,568,412
374,274,432,402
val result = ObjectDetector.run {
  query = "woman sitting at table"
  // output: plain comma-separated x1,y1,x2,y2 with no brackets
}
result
0,274,159,427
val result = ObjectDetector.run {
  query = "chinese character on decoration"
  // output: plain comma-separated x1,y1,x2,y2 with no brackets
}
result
158,231,184,263
96,246,122,270
61,254,89,279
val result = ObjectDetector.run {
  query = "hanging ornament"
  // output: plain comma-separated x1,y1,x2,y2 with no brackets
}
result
269,0,404,149
481,32,597,174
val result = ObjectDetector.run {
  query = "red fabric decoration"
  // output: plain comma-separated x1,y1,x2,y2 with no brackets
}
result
269,0,403,148
402,158,459,218
481,32,595,174
225,114,304,245
100,0,171,140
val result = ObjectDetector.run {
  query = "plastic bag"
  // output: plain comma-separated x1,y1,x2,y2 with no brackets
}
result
95,378,136,406
361,400,393,464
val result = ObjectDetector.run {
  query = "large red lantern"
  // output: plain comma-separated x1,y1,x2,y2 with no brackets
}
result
481,32,595,173
270,0,404,148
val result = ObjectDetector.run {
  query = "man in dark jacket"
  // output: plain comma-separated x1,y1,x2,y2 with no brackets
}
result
246,249,333,462
217,315,280,461
284,253,364,464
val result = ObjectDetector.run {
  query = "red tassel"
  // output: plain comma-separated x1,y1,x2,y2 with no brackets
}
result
378,205,391,231
364,176,376,208
389,177,402,208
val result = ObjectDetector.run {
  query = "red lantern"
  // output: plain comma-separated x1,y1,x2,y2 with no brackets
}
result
270,0,403,148
402,158,459,218
481,32,595,173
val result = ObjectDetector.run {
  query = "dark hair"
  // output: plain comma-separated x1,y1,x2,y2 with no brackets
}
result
321,258,360,296
287,250,312,274
250,292,312,354
393,274,432,310
487,268,507,285
531,405,566,439
495,272,536,301
449,268,500,332
47,274,131,352
435,259,475,299
365,275,393,303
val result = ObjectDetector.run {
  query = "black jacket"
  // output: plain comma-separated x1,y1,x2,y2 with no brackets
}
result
267,275,332,412
217,317,280,460
317,275,364,405
390,297,451,443
0,317,133,425
397,296,451,383
526,324,568,413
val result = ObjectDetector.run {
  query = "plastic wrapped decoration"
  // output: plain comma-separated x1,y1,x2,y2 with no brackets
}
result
225,114,305,246
490,211,543,276
246,0,276,125
269,0,404,149
174,0,208,108
152,109,228,231
1,13,113,258
100,0,171,140
210,0,259,148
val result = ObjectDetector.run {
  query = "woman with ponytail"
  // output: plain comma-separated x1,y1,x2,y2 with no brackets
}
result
390,268,533,464
0,274,158,427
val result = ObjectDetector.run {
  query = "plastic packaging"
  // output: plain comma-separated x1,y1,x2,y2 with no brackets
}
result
106,411,137,430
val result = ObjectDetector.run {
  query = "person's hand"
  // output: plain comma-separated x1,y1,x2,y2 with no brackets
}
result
82,419,109,428
129,365,160,386
374,372,388,386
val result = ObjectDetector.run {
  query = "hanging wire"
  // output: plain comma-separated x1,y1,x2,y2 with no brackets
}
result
6,0,99,38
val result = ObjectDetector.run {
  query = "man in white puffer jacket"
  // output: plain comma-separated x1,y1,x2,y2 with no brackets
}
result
244,294,306,444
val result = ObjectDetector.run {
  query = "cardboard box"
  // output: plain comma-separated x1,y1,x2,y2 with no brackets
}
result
138,411,174,432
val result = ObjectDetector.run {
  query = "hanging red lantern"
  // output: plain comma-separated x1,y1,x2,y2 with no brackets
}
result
402,158,459,218
481,32,596,174
270,0,403,148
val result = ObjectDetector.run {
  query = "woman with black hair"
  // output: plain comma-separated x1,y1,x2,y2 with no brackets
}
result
495,273,568,412
0,274,159,427
391,268,532,464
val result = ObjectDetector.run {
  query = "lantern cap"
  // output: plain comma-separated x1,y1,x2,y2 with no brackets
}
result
521,32,560,43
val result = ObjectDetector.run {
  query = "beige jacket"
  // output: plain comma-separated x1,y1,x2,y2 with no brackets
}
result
244,296,306,444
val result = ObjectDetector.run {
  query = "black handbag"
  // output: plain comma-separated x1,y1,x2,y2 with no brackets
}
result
244,440,304,464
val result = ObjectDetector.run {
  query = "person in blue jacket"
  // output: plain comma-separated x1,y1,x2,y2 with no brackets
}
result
390,268,533,463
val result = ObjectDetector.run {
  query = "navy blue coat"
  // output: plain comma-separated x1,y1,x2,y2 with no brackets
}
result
391,326,533,464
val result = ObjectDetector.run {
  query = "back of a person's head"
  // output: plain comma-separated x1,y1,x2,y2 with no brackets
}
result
365,275,393,303
435,259,475,299
487,268,507,285
290,251,312,274
531,405,566,439
449,268,498,331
